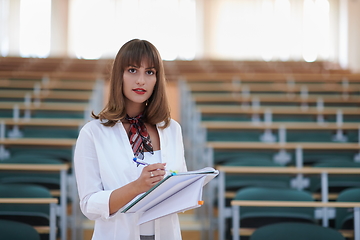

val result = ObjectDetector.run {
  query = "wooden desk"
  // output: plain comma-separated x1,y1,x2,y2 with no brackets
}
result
0,163,69,171
182,72,360,83
0,89,92,101
0,71,104,80
0,102,88,111
193,93,360,105
217,166,360,175
208,141,360,150
0,118,86,127
231,200,360,208
0,198,58,204
198,105,360,115
188,82,360,93
202,121,360,130
0,79,96,90
0,138,76,147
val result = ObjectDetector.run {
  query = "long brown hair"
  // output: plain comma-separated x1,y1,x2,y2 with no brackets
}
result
92,39,171,128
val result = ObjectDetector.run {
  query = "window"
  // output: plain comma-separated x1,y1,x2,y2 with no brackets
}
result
19,0,51,58
0,0,9,56
68,0,197,60
211,0,332,61
302,0,330,62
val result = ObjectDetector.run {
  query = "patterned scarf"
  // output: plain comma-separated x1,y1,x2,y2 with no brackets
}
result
125,113,154,160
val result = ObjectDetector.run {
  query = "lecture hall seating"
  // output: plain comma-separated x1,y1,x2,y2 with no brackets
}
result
2,57,360,240
177,59,360,240
0,56,108,240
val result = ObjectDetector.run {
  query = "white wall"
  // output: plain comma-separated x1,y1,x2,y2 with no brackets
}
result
339,0,360,73
347,0,360,72
50,0,69,57
1,0,360,72
6,0,21,56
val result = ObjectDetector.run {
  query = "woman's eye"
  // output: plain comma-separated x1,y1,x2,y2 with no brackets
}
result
128,68,136,73
146,70,155,75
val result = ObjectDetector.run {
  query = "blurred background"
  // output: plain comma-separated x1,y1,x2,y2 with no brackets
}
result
1,0,360,71
1,1,360,240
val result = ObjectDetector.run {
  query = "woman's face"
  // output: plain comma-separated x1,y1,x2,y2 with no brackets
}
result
122,59,157,109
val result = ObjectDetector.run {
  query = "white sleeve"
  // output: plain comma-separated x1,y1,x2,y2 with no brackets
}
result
74,126,114,220
173,119,188,172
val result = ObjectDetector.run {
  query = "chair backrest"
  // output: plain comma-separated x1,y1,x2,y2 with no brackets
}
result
223,159,283,167
304,152,355,164
309,162,360,193
10,147,73,162
249,222,345,240
314,161,360,168
0,157,62,188
234,187,315,225
224,161,291,190
214,150,276,165
0,183,52,225
335,187,360,229
0,219,41,240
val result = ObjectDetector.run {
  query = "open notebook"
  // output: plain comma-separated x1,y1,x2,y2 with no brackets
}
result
121,167,219,225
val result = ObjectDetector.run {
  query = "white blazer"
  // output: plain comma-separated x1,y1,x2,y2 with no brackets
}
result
74,118,187,240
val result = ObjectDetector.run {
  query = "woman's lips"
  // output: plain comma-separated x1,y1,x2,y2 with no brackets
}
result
133,88,146,95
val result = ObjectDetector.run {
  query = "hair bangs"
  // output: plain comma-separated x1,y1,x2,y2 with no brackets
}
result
121,41,160,72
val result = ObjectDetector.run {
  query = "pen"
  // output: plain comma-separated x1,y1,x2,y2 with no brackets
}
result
133,157,150,166
133,157,178,175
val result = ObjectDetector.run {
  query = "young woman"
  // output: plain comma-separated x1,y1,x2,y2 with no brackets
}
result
74,39,187,240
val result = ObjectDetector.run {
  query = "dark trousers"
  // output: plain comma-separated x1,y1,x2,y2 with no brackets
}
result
140,235,155,240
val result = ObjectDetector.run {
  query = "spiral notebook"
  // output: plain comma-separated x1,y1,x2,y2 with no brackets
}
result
121,167,219,224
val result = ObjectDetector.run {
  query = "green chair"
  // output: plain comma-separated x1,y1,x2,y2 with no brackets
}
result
214,150,278,165
303,151,354,165
0,183,53,225
207,129,263,142
0,157,63,190
335,188,360,230
0,110,13,117
249,222,345,240
346,129,358,143
234,187,315,228
9,147,73,163
344,115,360,123
272,115,314,122
201,114,252,122
224,160,291,192
20,126,79,139
0,219,41,240
33,110,85,119
286,130,333,142
308,161,360,194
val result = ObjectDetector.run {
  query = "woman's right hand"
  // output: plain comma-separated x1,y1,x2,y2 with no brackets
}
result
109,163,167,214
134,163,167,193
